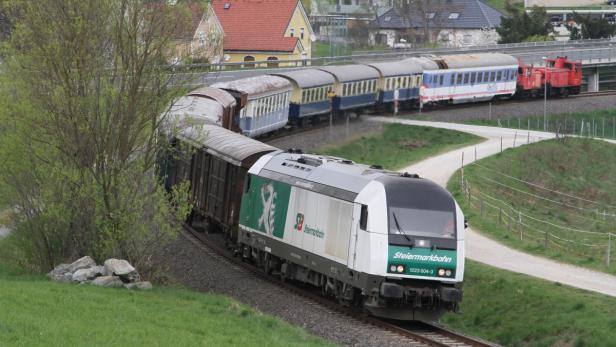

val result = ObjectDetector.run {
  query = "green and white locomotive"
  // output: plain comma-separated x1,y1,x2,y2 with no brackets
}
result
238,150,464,321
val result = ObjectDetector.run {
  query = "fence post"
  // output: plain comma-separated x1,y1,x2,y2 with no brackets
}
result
500,137,503,153
499,208,502,225
544,231,548,249
480,198,484,217
461,152,465,192
608,233,612,267
519,211,523,240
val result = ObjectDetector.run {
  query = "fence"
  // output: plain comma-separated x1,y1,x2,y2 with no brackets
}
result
490,116,616,140
461,174,616,267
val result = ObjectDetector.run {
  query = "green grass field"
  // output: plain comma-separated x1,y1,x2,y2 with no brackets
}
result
464,109,616,140
318,124,484,170
442,260,616,347
0,250,332,347
448,137,616,274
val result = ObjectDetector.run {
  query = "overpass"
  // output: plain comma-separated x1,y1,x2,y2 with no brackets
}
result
189,39,616,91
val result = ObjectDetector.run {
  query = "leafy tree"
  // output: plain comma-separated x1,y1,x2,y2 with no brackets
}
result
571,13,616,39
497,4,553,43
569,25,582,40
0,0,192,273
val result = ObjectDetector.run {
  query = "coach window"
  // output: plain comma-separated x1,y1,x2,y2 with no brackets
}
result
470,72,476,84
360,205,368,230
439,75,444,86
463,73,469,84
483,72,489,82
490,71,496,81
505,70,509,80
477,72,483,82
497,71,502,81
456,73,462,85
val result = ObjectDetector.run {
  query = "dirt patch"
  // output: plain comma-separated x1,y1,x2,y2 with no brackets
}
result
399,139,427,150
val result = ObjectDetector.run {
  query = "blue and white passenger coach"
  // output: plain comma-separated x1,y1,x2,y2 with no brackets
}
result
211,75,292,138
420,53,519,105
271,69,336,124
368,61,423,106
318,65,380,113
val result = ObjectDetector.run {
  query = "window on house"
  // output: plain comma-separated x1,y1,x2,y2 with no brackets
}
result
290,28,294,37
426,12,436,19
301,28,305,40
449,13,460,19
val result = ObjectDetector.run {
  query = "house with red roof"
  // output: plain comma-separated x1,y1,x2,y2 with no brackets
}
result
207,0,314,66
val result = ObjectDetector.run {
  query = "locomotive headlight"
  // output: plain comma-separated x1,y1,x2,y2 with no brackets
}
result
390,265,397,272
415,239,430,248
445,269,452,277
438,269,445,276
396,265,404,273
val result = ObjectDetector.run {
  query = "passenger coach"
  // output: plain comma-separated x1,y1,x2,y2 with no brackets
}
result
318,65,380,113
271,69,335,124
211,76,292,137
421,53,519,105
368,61,423,106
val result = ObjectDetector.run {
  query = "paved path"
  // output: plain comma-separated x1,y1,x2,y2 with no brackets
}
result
374,117,616,297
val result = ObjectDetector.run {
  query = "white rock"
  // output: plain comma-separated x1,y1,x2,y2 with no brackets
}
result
124,281,152,290
92,276,124,288
71,266,106,282
66,256,96,274
104,259,135,276
47,263,71,281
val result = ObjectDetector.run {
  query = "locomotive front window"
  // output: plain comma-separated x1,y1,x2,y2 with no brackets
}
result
389,207,455,239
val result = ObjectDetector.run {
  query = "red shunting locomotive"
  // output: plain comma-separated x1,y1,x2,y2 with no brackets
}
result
516,57,582,98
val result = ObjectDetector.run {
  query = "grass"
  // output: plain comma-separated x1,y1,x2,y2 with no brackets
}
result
0,244,333,347
447,137,616,274
442,260,616,347
318,124,484,170
464,109,616,140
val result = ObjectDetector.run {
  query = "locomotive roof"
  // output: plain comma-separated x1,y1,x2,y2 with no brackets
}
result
367,61,423,77
187,86,236,108
178,124,278,166
211,75,292,96
318,64,380,83
436,53,518,69
271,69,336,88
258,152,433,200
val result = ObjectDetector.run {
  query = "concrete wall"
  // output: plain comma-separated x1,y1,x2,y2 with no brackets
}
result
372,28,500,49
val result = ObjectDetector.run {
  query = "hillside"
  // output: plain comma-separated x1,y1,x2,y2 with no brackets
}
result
449,137,616,273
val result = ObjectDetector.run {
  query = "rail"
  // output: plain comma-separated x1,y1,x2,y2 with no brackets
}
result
182,223,497,347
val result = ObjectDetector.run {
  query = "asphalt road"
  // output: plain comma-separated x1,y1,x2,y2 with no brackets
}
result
375,117,616,297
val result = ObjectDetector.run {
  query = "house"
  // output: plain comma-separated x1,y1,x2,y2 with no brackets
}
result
372,0,503,48
208,0,314,66
169,3,224,64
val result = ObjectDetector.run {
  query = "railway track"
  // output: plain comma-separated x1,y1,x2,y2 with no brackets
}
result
182,224,498,347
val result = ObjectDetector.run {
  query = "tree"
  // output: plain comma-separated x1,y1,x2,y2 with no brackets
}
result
571,13,616,39
0,0,192,273
497,4,553,43
393,0,445,45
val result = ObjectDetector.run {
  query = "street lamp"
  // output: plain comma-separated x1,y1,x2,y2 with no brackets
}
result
542,56,548,131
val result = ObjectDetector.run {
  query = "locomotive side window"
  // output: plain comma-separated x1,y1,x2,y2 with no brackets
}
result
360,205,368,230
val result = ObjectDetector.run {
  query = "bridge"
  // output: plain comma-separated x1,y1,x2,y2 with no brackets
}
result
189,39,616,92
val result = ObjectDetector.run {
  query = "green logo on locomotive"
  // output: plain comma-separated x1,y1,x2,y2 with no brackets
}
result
387,245,457,278
239,175,291,239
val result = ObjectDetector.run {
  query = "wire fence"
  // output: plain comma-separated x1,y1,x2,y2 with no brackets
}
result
461,177,616,267
489,116,616,140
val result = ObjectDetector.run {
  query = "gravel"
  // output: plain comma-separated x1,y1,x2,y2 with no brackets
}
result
266,116,384,152
401,94,616,123
154,232,428,347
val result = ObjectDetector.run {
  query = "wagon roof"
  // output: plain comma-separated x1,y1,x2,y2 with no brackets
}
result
367,61,423,77
437,53,518,69
317,64,380,83
178,124,278,165
404,57,440,70
271,69,336,88
211,75,292,95
187,86,236,108
167,96,224,127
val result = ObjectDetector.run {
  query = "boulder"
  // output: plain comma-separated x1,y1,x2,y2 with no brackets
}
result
92,276,124,288
47,263,71,281
104,258,140,283
71,266,106,282
66,256,96,274
124,281,152,290
104,259,135,276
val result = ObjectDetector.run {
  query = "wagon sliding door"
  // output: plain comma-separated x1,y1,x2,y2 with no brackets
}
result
206,157,230,227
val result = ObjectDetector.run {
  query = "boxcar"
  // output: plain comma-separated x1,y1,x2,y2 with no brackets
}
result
367,61,423,105
166,124,277,237
211,76,292,137
421,53,519,105
318,65,380,112
271,69,335,124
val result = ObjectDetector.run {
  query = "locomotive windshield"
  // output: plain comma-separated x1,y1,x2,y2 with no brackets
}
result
390,207,455,239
